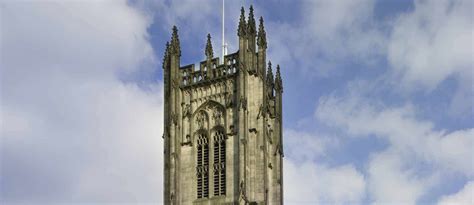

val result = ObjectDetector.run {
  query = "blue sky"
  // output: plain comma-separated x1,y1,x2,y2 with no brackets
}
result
1,0,472,204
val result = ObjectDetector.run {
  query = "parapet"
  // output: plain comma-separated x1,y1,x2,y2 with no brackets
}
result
180,52,239,87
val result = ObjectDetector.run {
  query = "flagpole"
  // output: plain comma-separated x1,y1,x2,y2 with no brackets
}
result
222,0,226,64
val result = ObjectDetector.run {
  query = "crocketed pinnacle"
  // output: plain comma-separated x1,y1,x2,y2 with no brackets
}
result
170,26,181,57
205,33,213,59
257,16,267,49
162,41,170,69
275,64,282,92
238,7,246,37
247,5,256,36
266,61,274,87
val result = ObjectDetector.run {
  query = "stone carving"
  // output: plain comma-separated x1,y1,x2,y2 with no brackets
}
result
171,111,178,125
226,93,233,108
240,96,247,110
239,180,250,203
181,134,192,146
196,111,206,129
182,104,191,118
229,125,235,135
266,124,273,144
213,108,223,125
239,180,245,197
257,104,263,119
172,78,180,88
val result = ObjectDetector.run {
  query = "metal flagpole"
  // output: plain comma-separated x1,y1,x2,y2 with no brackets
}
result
222,0,227,64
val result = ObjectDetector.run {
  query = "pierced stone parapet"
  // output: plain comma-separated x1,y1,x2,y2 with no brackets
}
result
180,52,239,87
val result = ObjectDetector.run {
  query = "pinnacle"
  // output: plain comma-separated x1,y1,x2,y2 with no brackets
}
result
247,5,256,35
258,16,267,49
205,33,213,59
170,26,181,56
267,61,274,84
238,7,246,37
162,41,170,69
275,65,283,92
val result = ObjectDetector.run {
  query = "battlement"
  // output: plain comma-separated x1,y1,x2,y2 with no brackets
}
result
180,52,239,87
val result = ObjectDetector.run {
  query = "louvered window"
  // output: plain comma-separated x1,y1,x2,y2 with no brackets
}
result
213,131,226,196
197,133,209,198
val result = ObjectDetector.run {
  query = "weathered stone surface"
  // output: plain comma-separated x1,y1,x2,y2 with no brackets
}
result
163,6,283,205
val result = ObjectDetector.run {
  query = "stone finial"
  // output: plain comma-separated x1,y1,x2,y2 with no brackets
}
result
266,61,274,87
257,16,267,49
162,41,170,69
247,5,256,36
170,26,181,57
205,33,213,60
238,7,246,37
275,64,282,92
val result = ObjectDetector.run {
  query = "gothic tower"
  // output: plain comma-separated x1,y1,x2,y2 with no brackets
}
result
163,6,284,205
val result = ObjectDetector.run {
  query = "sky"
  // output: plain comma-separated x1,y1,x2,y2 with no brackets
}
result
0,0,472,204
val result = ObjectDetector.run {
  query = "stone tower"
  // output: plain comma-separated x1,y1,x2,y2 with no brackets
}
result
163,6,283,205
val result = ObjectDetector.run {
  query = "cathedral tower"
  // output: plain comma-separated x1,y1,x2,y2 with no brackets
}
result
163,6,284,205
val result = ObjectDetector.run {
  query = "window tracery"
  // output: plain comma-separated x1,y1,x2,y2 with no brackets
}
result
194,102,227,199
213,130,226,196
196,133,209,198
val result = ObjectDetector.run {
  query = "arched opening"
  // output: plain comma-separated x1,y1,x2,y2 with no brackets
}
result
193,101,226,199
213,128,226,196
196,132,209,198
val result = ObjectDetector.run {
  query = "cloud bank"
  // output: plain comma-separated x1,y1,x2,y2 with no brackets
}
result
1,1,163,203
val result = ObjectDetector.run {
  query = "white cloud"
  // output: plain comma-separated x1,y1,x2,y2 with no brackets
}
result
283,128,365,204
316,84,473,204
317,89,473,176
284,129,339,162
266,0,473,116
386,0,473,116
267,0,386,76
388,0,473,90
438,181,474,205
368,150,427,204
305,0,385,63
1,0,162,203
285,159,366,205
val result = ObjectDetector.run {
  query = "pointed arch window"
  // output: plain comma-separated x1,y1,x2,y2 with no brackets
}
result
213,130,226,196
197,133,209,198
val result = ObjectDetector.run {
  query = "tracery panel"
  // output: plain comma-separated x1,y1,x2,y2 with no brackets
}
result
213,130,226,196
196,133,209,198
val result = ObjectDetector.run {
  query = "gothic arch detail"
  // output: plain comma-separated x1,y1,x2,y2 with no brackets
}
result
192,101,227,199
196,131,209,198
212,127,226,196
